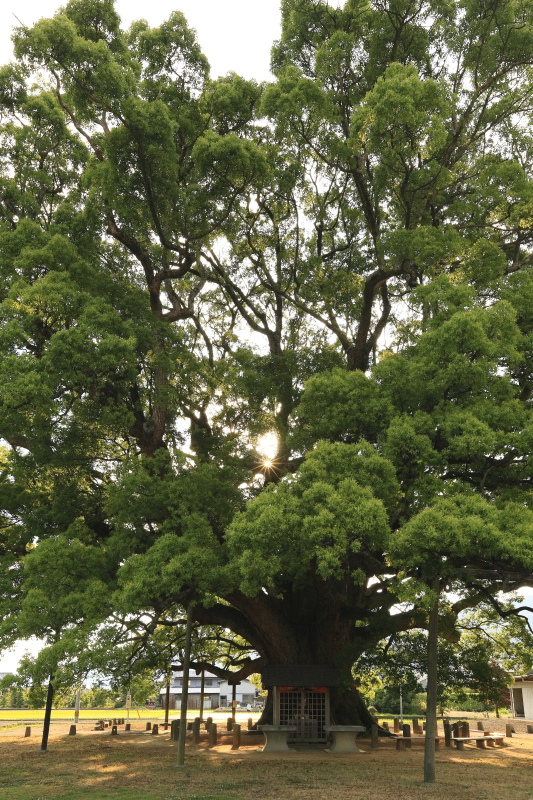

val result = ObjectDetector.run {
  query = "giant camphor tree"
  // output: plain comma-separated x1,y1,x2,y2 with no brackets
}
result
2,0,533,728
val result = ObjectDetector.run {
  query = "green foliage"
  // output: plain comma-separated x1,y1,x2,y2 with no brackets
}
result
1,0,533,720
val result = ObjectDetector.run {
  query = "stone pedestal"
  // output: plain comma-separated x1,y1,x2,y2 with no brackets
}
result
258,725,297,752
324,726,366,753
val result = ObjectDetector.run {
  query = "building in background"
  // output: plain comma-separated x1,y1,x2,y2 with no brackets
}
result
160,670,257,710
510,672,533,717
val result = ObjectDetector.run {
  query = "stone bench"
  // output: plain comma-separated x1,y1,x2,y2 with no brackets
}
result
257,725,297,752
324,725,366,753
452,734,505,750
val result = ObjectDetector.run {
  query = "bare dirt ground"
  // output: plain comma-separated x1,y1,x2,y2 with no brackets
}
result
0,718,532,800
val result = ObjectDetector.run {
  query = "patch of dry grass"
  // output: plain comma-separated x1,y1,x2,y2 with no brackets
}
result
0,726,532,800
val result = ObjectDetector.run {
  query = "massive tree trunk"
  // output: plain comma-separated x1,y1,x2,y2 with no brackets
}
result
194,584,397,730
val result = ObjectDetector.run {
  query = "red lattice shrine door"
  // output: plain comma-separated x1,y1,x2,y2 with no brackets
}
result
278,687,329,742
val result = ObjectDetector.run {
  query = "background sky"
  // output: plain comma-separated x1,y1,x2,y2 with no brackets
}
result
0,0,283,81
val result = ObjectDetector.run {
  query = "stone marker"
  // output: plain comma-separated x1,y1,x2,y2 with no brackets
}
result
443,720,452,747
412,717,420,734
232,722,241,750
527,724,533,734
393,717,400,733
205,716,213,731
146,721,152,731
192,718,201,744
248,717,253,731
111,725,118,735
125,723,131,731
227,717,233,731
382,721,389,731
402,723,411,748
477,720,484,731
208,722,218,747
24,726,31,737
505,723,513,738
171,719,180,741
152,724,159,735
69,725,76,736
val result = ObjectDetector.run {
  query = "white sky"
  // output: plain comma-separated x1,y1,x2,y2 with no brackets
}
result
0,0,283,82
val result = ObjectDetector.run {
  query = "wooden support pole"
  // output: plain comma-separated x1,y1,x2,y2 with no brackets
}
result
40,677,55,752
164,679,170,730
232,683,237,723
199,671,205,721
423,577,439,785
177,603,193,768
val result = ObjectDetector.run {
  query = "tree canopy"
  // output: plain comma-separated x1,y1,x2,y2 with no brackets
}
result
1,0,533,725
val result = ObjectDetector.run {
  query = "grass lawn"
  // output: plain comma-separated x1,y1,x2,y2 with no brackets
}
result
0,724,532,800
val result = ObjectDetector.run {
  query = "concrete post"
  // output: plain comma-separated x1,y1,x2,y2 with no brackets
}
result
171,719,180,741
232,722,241,750
443,720,452,747
208,722,217,747
192,718,201,744
402,723,411,748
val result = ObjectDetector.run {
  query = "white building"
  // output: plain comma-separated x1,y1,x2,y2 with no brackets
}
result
160,669,256,711
511,672,533,718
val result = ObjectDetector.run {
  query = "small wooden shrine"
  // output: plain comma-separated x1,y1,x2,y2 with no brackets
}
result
262,665,340,743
